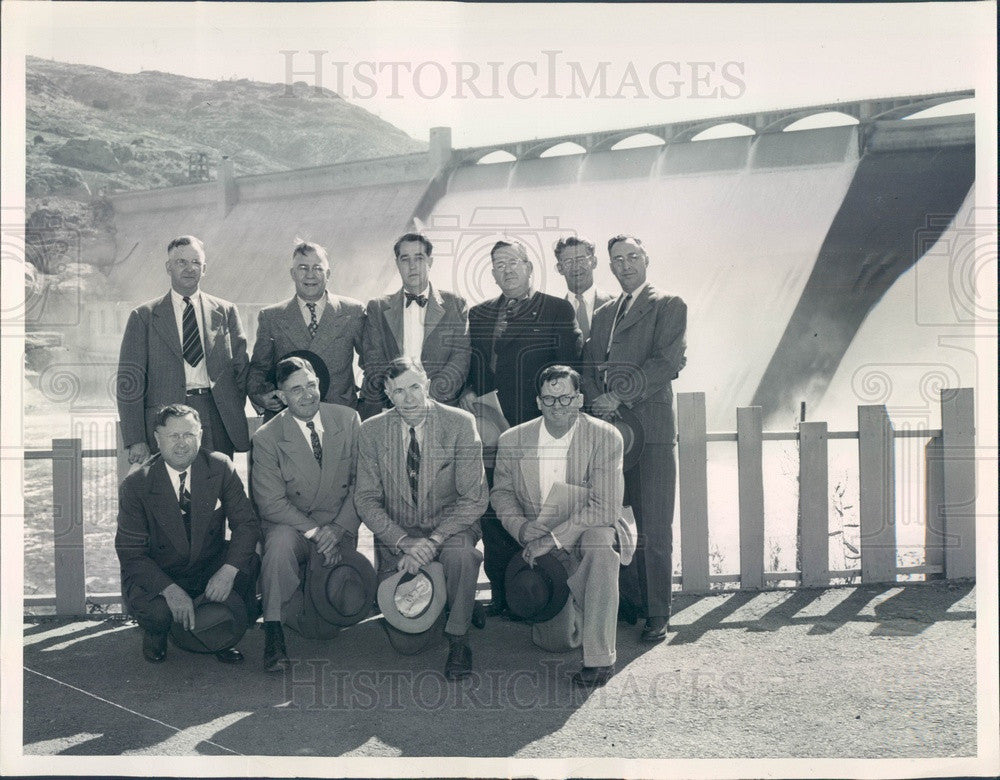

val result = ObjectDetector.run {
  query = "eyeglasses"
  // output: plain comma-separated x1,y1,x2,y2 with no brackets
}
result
610,252,645,266
293,264,327,275
284,380,319,397
539,393,579,407
492,259,527,272
557,255,594,268
162,432,199,444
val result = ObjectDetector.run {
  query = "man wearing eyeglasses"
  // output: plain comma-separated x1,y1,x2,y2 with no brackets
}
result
116,404,261,664
461,239,582,618
248,241,365,416
251,356,362,672
554,236,614,344
492,365,628,687
360,233,471,418
117,235,250,462
581,235,687,644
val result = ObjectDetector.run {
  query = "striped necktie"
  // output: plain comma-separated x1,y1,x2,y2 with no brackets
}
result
181,297,205,367
178,470,191,541
407,426,420,506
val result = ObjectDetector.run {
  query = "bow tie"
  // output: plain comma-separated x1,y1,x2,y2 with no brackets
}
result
405,292,428,308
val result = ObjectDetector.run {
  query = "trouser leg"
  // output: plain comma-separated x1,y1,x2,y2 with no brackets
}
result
438,529,484,637
633,443,676,619
571,527,620,667
260,524,310,622
184,392,235,458
480,466,520,607
130,594,173,635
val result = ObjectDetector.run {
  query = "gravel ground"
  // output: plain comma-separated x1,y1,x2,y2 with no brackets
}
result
21,581,977,761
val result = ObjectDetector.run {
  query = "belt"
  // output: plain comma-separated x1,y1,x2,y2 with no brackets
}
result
186,387,212,396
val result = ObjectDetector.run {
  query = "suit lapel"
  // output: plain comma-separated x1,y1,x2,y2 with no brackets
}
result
278,411,322,504
566,417,590,487
187,452,218,563
198,293,222,362
152,293,184,362
517,419,544,518
312,294,351,354
422,286,445,344
388,413,414,509
317,404,344,499
614,285,653,336
147,459,190,557
277,297,311,344
383,291,404,356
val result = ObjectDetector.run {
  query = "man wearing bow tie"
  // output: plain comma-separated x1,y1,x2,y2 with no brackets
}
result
581,235,687,644
116,235,250,461
460,239,582,618
248,241,365,415
251,356,362,672
361,233,471,418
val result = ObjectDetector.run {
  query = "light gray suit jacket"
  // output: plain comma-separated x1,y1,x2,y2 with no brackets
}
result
581,284,687,444
251,402,361,537
491,413,632,559
361,285,471,406
354,401,487,549
116,291,249,451
248,293,365,408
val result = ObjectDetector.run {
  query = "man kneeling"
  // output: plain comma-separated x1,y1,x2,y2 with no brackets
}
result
491,365,626,687
116,404,261,664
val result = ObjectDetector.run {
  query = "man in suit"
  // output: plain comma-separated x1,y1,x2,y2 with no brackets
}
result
356,357,487,680
252,356,362,672
554,236,614,344
361,233,471,417
117,235,250,461
460,239,582,618
248,241,365,414
116,404,261,664
492,365,626,687
581,234,687,643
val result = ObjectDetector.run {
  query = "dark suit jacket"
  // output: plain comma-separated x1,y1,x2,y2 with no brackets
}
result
355,401,487,548
248,294,365,408
115,450,260,607
581,284,687,444
116,291,250,451
251,402,361,536
361,285,471,406
467,291,582,427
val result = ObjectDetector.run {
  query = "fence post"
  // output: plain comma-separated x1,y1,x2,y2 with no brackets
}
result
857,405,896,583
940,388,976,579
677,392,709,592
52,438,86,616
799,421,829,587
924,434,945,578
737,406,764,589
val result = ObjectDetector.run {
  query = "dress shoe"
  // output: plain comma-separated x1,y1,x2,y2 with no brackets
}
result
263,621,289,673
215,647,244,664
640,616,669,643
444,639,473,680
572,665,615,688
142,630,168,663
484,600,507,617
471,602,487,630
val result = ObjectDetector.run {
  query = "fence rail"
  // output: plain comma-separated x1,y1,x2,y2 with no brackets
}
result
24,389,976,615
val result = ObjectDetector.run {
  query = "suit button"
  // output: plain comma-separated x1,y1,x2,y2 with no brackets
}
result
158,544,166,549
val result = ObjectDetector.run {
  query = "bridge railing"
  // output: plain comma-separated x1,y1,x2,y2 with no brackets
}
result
23,389,975,615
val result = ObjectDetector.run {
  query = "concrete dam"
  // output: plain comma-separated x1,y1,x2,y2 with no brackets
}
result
97,91,975,429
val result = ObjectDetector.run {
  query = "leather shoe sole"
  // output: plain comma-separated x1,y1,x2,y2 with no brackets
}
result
215,647,244,664
142,631,167,663
444,643,472,680
572,665,614,688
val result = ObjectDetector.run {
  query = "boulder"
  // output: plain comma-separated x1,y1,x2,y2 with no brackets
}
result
48,138,121,172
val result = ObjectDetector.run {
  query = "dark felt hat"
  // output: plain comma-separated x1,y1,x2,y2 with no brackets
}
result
169,593,249,653
504,552,571,624
307,547,378,627
272,349,331,401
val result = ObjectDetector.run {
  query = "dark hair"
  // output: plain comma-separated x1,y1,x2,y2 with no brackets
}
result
292,240,329,264
490,240,529,264
554,235,595,259
393,233,433,258
607,234,645,255
385,356,427,381
154,403,201,429
166,235,204,256
275,356,316,388
537,364,580,394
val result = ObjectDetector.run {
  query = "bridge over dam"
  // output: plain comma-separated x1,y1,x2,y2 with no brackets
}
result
97,90,975,428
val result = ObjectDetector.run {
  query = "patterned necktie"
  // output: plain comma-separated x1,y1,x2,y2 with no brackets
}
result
575,293,590,342
306,302,318,338
306,420,322,466
491,298,519,373
406,426,420,506
405,292,428,308
181,296,205,367
178,470,192,541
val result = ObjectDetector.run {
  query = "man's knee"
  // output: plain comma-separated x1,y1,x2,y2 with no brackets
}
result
438,532,483,570
579,527,619,564
262,525,304,563
132,595,173,634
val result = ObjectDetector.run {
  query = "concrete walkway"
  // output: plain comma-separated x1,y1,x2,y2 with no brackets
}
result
21,582,976,760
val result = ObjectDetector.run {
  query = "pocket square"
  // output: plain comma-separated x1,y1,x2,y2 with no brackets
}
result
214,498,222,511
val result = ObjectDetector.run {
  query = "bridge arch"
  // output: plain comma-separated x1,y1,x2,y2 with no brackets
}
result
474,150,518,165
782,111,860,132
690,122,756,141
609,132,667,150
897,97,975,120
538,141,588,158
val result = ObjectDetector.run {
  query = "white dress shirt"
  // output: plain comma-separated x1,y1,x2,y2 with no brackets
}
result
164,462,190,502
297,294,328,328
169,289,211,390
537,419,577,507
402,285,430,362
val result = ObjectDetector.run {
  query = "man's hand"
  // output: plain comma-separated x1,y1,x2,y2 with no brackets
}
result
458,389,478,414
590,392,621,417
397,553,422,575
161,583,195,630
312,525,344,565
252,391,285,412
399,536,436,567
126,442,151,464
205,563,238,603
523,535,556,566
518,521,549,546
